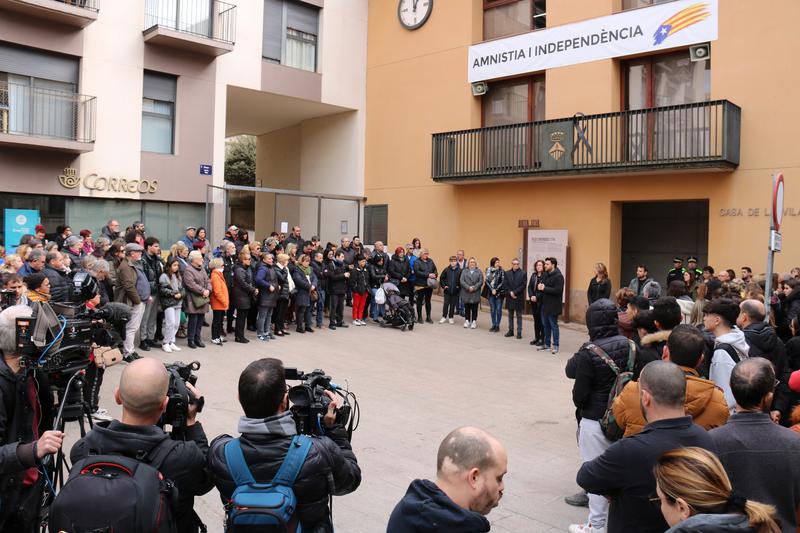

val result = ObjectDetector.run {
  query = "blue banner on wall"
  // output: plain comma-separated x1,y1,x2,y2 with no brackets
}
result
4,209,40,254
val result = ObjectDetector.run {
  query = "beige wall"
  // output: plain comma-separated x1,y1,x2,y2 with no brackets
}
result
366,0,800,321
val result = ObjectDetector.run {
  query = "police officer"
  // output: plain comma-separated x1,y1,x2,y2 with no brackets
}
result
686,256,703,278
666,257,686,287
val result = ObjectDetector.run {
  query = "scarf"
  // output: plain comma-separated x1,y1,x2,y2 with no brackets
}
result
298,264,311,276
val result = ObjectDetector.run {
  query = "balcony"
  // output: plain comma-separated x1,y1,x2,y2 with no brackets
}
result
0,82,96,153
0,0,98,28
432,100,741,183
143,0,236,57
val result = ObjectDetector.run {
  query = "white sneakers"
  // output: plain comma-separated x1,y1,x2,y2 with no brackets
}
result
464,320,477,329
353,319,366,326
170,343,181,352
463,320,470,328
470,321,477,329
162,343,182,353
568,524,606,533
439,317,447,324
211,338,222,345
448,318,454,324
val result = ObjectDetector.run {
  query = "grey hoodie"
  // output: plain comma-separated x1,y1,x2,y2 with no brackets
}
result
711,328,750,409
666,513,753,532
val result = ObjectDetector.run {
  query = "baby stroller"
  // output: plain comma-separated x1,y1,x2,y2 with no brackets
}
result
379,282,414,331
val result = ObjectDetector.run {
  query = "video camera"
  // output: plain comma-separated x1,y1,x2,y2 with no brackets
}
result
285,368,359,440
160,360,204,438
0,288,17,310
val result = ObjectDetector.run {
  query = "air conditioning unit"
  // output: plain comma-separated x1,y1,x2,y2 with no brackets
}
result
471,81,489,96
690,43,710,62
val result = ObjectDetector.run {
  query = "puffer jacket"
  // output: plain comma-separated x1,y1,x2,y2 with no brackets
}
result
43,265,70,303
158,272,184,309
613,367,729,437
348,266,369,294
232,263,256,310
207,412,361,532
274,264,290,301
413,258,437,288
565,298,632,421
387,255,411,296
367,261,387,289
255,263,278,308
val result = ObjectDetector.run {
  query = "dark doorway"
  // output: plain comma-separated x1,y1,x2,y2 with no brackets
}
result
620,200,709,289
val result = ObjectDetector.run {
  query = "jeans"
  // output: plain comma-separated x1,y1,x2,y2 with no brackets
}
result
578,419,612,528
235,307,249,339
488,295,503,328
256,306,274,336
187,313,203,344
296,305,311,330
415,287,433,320
124,302,145,355
162,306,181,345
507,307,522,334
329,293,344,325
542,312,559,347
369,288,384,319
211,309,225,340
464,302,478,322
352,292,367,321
315,290,326,327
442,292,456,318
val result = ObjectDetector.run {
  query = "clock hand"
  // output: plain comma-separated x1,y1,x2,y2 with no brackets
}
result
413,0,418,11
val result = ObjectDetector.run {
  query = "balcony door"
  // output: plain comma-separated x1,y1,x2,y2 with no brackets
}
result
625,51,710,162
482,76,545,172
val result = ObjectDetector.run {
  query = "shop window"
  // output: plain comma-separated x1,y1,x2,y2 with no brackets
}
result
483,0,545,41
364,205,388,245
0,195,65,249
141,71,176,154
624,50,711,160
263,0,319,72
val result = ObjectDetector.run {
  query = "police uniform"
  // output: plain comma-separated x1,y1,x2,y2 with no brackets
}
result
666,257,686,286
686,256,703,278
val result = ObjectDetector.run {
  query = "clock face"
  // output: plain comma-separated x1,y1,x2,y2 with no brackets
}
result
398,0,433,30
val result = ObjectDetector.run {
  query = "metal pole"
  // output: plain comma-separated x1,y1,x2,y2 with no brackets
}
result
204,184,210,243
223,186,229,233
357,200,361,238
764,174,776,323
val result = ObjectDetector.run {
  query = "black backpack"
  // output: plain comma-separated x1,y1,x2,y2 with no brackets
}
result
48,442,179,533
698,341,742,379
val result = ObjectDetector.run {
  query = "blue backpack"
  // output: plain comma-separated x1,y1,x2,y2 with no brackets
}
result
223,435,312,532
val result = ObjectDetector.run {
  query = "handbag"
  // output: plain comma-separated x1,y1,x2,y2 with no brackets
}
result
427,277,439,289
191,292,210,308
374,287,386,305
310,288,319,302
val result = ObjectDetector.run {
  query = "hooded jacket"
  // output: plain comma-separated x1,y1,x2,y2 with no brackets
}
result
635,330,672,379
666,513,757,532
711,328,750,409
742,322,792,417
612,366,729,437
70,420,213,533
386,479,490,533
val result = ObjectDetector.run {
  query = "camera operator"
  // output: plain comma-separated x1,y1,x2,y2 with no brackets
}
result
70,357,213,533
208,357,361,532
0,305,62,532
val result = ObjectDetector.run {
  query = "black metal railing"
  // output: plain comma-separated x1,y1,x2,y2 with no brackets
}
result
432,100,741,181
0,82,96,143
50,0,99,12
144,0,236,44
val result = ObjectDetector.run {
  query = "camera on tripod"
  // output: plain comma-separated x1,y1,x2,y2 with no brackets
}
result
160,360,203,437
285,368,359,440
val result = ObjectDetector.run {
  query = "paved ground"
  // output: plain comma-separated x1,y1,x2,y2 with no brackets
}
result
65,303,592,532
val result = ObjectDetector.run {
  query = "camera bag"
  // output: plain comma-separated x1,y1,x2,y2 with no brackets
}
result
587,339,637,442
223,434,312,532
48,442,179,533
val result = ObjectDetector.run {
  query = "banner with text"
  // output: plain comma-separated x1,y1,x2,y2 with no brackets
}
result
468,0,718,83
526,229,568,304
4,209,40,254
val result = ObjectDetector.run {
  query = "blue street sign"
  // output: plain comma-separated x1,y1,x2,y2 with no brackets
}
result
4,209,40,254
200,164,213,176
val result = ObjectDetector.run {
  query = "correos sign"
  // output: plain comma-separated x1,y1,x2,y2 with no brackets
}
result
468,0,718,83
58,168,159,195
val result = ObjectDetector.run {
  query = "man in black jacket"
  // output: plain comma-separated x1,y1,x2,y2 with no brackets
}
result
577,361,715,533
0,306,62,533
565,299,632,533
71,357,212,533
43,251,71,303
737,299,792,424
208,358,361,532
326,251,350,330
537,257,565,354
387,426,505,533
139,237,164,352
502,259,527,339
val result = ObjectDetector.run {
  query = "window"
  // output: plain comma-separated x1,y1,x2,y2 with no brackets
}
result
364,205,388,245
263,0,319,72
624,50,711,160
141,71,176,154
483,0,545,41
622,0,673,10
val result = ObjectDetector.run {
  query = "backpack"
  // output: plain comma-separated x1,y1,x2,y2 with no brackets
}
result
224,434,312,532
49,442,179,533
588,339,637,442
698,341,743,380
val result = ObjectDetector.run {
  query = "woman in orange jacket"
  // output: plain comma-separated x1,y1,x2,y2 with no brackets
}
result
210,257,229,345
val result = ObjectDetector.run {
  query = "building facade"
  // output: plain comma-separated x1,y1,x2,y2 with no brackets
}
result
0,0,366,249
365,0,800,320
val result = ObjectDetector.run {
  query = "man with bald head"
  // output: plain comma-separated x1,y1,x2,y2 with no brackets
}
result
710,358,800,532
737,298,791,423
387,426,507,532
71,358,212,533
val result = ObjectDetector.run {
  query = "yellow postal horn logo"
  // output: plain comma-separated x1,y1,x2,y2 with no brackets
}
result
58,168,81,189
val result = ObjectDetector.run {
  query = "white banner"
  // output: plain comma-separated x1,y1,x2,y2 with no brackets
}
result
526,229,568,304
468,0,718,83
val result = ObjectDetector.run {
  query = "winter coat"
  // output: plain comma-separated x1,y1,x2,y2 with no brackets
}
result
292,268,318,307
43,265,70,303
158,272,184,309
255,263,278,308
677,295,695,324
63,248,83,269
222,254,235,289
387,479,490,533
413,258,438,288
587,277,611,304
459,268,484,304
407,254,417,283
325,261,348,296
541,267,565,316
183,263,211,314
635,330,672,379
527,271,544,302
71,420,213,533
613,366,729,437
710,328,750,409
232,264,257,310
439,265,461,296
781,287,800,332
665,514,757,533
367,261,387,289
210,269,229,311
207,412,361,532
348,266,369,295
629,276,654,297
564,299,632,420
503,268,527,311
142,252,164,293
312,260,328,292
387,255,411,297
114,259,141,306
336,245,357,266
485,267,505,297
273,264,291,301
742,322,792,418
